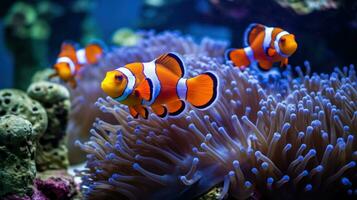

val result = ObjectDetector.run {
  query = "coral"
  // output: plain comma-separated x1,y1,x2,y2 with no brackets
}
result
275,0,339,14
111,28,141,46
198,187,222,200
0,89,48,140
27,81,71,171
34,170,79,200
0,115,36,198
78,49,357,200
67,31,227,163
31,68,59,83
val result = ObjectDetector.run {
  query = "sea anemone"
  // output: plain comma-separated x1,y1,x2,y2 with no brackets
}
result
74,31,357,199
67,31,227,163
77,41,357,200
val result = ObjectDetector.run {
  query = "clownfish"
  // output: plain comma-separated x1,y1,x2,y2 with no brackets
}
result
50,42,105,88
226,23,297,70
101,53,219,119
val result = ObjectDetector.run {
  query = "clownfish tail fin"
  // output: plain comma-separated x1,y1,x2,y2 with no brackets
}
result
225,48,251,68
186,72,219,109
85,40,106,64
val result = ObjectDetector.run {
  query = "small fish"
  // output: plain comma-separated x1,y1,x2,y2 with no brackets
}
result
50,41,105,88
226,23,297,70
101,52,219,119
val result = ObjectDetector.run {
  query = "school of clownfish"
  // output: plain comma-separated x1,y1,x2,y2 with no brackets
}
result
50,23,298,119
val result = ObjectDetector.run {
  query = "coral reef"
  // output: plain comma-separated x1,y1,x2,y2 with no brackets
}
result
78,49,356,199
0,115,36,198
67,31,227,163
27,81,70,171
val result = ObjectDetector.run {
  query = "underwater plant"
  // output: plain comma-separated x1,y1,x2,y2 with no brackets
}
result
68,31,227,163
77,40,357,200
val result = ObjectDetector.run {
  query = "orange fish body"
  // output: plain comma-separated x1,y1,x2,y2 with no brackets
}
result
51,42,105,88
101,53,219,119
226,23,297,71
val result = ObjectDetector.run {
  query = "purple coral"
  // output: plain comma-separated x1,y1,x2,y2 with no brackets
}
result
76,33,356,199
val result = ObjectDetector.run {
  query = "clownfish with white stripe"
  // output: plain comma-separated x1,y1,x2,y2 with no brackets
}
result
226,23,297,71
49,42,105,88
101,52,219,119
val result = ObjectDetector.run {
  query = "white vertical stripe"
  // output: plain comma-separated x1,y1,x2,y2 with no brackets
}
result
76,49,87,65
177,78,187,99
274,31,290,58
243,47,255,63
114,67,135,102
263,27,274,54
142,61,161,105
56,57,76,74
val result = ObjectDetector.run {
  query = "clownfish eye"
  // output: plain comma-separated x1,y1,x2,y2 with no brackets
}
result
115,75,123,81
280,37,286,43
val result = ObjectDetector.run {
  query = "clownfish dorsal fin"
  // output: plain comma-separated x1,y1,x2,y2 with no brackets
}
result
60,42,77,59
61,41,78,52
134,78,153,101
243,23,266,47
155,52,185,78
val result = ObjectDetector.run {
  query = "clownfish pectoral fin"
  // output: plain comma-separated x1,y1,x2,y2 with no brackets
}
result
134,105,149,119
186,72,218,109
243,23,265,46
225,48,251,68
281,58,288,67
134,78,153,101
129,106,139,119
257,60,273,71
268,48,277,57
156,52,185,77
85,43,105,64
68,78,77,89
166,100,186,116
151,105,168,118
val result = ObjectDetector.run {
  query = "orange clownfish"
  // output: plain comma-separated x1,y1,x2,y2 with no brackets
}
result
226,23,297,71
101,52,219,119
50,42,105,88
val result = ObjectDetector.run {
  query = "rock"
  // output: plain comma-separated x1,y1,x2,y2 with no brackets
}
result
0,89,48,140
31,68,60,83
27,81,70,171
0,115,36,198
